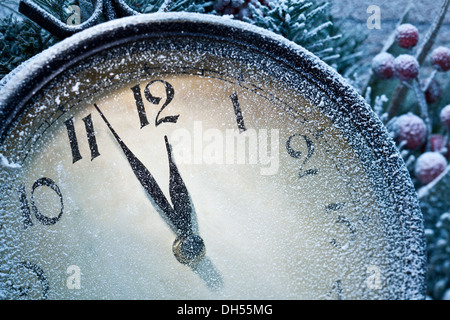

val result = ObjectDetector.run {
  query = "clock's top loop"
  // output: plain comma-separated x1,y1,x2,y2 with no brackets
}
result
18,0,142,39
19,0,104,39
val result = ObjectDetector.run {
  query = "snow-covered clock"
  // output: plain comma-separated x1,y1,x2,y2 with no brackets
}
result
0,11,426,300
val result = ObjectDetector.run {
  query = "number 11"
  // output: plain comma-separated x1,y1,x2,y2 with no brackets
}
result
64,114,100,163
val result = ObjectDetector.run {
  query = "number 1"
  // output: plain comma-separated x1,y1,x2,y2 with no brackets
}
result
230,92,247,133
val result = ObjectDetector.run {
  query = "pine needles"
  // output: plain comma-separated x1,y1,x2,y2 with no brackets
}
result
0,15,56,79
245,0,367,75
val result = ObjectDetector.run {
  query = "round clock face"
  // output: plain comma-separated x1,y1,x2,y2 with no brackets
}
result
0,14,425,300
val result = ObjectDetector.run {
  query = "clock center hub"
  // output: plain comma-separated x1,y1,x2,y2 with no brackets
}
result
172,234,206,265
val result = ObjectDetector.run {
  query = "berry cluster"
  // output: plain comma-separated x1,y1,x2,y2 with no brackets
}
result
371,24,450,186
214,0,269,20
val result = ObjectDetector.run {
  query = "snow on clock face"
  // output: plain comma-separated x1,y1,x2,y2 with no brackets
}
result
0,13,425,300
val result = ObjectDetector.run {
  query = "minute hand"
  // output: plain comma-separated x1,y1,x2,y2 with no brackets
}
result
93,104,180,231
165,135,193,236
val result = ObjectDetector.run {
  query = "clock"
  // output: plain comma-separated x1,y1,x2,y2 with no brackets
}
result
0,12,426,300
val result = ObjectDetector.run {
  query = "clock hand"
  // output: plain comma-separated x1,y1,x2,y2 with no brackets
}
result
94,104,205,265
164,135,206,265
164,135,192,236
94,104,177,224
164,137,221,286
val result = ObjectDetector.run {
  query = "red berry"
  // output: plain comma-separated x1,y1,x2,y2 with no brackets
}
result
422,79,441,104
430,46,450,72
372,52,395,79
395,24,419,49
394,54,419,81
415,151,447,185
395,113,427,149
214,0,269,19
440,104,450,129
430,134,445,151
429,134,450,158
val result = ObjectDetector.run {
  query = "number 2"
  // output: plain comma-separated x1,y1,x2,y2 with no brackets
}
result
286,134,319,178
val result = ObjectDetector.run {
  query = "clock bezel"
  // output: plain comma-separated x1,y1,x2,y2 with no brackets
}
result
0,12,426,299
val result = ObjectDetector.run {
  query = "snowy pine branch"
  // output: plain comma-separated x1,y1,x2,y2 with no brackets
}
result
244,0,366,73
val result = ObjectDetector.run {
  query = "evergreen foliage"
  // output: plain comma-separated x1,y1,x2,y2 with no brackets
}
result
0,3,56,78
244,0,366,75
